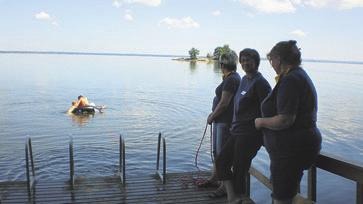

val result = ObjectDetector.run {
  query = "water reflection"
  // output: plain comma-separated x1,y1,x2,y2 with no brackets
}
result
69,113,93,127
189,61,197,73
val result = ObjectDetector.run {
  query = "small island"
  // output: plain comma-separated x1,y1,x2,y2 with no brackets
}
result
172,44,232,62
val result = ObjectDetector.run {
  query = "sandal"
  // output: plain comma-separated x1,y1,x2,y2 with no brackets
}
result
196,179,219,188
208,187,227,198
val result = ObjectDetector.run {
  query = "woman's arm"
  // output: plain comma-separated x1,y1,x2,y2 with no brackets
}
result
207,91,234,124
255,114,296,131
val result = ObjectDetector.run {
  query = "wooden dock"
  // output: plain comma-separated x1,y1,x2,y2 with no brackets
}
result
0,172,255,204
2,136,363,204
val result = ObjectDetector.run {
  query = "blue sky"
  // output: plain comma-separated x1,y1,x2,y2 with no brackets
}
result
1,0,363,61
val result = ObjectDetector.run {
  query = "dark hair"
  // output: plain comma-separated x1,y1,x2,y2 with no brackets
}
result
78,95,83,100
239,48,260,69
268,40,301,66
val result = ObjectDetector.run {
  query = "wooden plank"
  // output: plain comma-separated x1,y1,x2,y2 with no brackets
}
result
317,152,363,183
0,172,255,204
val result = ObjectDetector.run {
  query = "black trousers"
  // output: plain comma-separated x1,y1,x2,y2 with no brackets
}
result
215,134,261,195
269,149,320,200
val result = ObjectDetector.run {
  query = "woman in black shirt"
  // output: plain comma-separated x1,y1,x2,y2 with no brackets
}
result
215,48,271,204
255,40,322,204
197,50,241,188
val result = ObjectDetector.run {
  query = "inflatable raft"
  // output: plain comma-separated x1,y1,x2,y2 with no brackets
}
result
72,106,95,115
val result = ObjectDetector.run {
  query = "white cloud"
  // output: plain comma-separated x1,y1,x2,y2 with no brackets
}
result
113,0,122,8
212,10,221,16
339,0,363,9
124,14,133,21
124,0,161,7
238,0,363,14
290,29,307,37
124,10,134,21
238,0,295,13
159,17,200,29
35,11,58,26
299,0,363,9
35,11,51,20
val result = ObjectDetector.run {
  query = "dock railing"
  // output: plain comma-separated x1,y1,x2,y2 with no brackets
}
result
69,137,75,188
247,151,363,204
156,132,166,184
25,137,36,197
118,134,126,185
68,135,127,188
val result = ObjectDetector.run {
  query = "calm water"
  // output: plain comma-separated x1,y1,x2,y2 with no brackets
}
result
0,54,362,203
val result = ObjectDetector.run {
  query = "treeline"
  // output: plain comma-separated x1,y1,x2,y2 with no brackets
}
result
188,44,231,60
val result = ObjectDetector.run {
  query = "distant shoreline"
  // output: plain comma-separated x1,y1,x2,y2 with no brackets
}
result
0,50,186,59
172,57,214,62
1,50,362,65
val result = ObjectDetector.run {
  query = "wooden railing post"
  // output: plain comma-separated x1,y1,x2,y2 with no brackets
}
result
357,182,363,204
308,165,317,202
245,171,251,197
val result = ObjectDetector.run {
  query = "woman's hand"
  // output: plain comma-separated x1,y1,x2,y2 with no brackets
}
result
207,113,214,124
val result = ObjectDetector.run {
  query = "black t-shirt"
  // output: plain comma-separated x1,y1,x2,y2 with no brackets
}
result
230,72,271,139
212,72,241,123
261,67,322,156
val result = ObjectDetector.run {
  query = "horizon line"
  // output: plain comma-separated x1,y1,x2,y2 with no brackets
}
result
1,50,363,65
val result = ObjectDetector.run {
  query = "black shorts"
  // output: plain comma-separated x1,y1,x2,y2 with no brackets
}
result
270,151,319,200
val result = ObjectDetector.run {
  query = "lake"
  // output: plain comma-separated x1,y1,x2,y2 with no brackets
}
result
0,54,362,203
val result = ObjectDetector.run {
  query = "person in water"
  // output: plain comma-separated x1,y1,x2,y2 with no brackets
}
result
255,40,322,204
76,95,90,107
215,48,271,204
197,50,241,192
67,95,105,114
66,101,78,114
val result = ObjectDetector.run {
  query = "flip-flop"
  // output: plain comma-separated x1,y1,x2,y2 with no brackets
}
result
208,188,227,198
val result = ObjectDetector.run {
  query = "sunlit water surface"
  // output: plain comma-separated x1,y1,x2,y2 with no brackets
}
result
0,54,362,203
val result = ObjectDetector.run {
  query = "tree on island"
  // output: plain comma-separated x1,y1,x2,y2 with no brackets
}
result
213,44,231,60
188,47,200,60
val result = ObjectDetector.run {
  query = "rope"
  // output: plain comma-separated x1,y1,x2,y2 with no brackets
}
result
179,122,213,187
194,122,209,170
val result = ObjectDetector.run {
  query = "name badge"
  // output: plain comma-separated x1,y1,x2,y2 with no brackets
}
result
241,91,247,95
